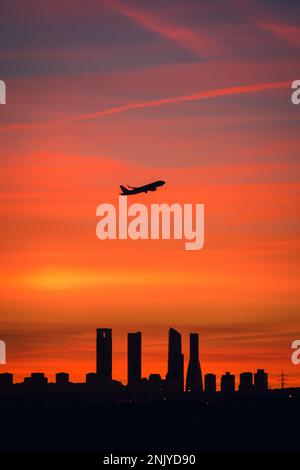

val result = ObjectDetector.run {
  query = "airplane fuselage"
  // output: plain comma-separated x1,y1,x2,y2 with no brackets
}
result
120,180,165,195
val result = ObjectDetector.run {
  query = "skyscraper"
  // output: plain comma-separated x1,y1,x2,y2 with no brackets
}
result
166,328,184,395
186,333,203,393
96,328,112,382
127,331,142,385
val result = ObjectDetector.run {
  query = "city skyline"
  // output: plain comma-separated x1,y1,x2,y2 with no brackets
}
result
0,323,296,388
0,327,273,393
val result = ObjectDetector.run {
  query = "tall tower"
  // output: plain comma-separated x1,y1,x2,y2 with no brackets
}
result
186,333,203,393
96,328,112,382
166,328,184,395
127,332,142,385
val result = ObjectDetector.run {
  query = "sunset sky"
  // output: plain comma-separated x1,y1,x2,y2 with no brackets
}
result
0,0,300,388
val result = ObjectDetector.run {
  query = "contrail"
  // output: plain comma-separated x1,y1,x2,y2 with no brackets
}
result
0,80,291,132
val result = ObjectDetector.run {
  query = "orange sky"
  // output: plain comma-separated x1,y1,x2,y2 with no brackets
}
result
0,0,300,388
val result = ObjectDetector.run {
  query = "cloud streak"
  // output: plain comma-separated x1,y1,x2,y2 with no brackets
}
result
232,0,300,49
101,0,226,58
257,21,300,48
0,80,291,132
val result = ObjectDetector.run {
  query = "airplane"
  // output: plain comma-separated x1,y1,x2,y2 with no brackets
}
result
120,180,166,196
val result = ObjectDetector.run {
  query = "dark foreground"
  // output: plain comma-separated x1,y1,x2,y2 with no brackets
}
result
0,385,299,467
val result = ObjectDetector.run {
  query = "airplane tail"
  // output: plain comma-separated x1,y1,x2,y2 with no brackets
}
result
120,185,130,195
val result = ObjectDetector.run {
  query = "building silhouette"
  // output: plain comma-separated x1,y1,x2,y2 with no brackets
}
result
96,328,112,382
127,332,142,385
0,372,13,385
24,372,48,385
239,372,253,392
56,372,69,385
254,369,268,392
205,373,216,394
149,373,162,382
186,333,203,394
166,328,184,396
86,372,99,385
148,374,165,400
221,372,235,393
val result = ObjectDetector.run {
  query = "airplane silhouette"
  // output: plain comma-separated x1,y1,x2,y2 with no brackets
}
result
120,180,166,195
